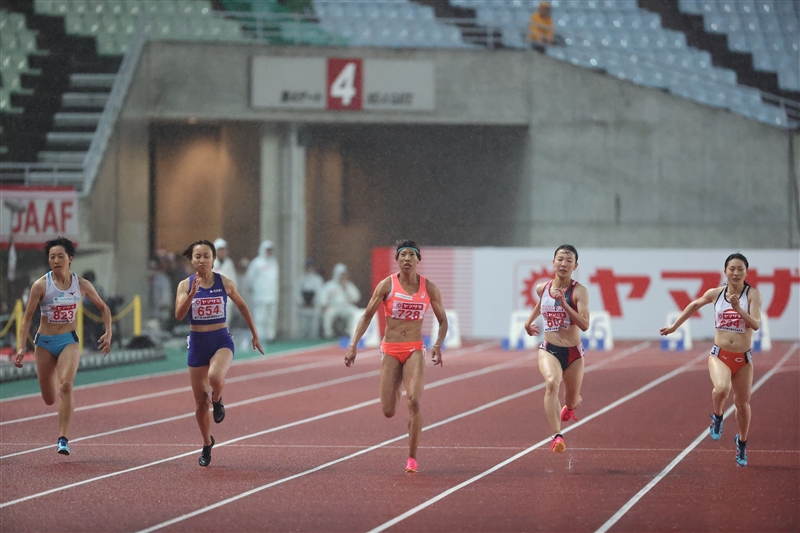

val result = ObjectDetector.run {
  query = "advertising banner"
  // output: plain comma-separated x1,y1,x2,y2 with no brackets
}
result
0,186,79,249
372,247,800,341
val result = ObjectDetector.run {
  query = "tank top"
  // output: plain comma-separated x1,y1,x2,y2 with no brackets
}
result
383,273,431,321
40,272,82,325
714,285,750,334
540,280,578,333
188,273,228,326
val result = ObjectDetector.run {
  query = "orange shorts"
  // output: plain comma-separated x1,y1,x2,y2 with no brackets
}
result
710,345,753,376
381,340,425,364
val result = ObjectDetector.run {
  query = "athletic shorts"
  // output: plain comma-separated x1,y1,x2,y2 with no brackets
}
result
710,344,752,376
539,341,585,371
187,329,235,368
34,331,79,358
381,340,425,365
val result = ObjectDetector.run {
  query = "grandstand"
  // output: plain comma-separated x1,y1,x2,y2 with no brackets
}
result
0,0,798,340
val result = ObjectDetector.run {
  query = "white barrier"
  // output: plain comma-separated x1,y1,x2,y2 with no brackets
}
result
752,314,772,352
581,310,614,350
430,310,461,349
503,310,539,350
661,311,693,351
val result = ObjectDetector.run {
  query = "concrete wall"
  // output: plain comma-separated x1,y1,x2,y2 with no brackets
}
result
88,40,795,336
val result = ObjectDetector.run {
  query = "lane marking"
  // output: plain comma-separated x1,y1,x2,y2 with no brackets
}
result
594,342,799,533
367,349,710,533
0,342,498,458
128,343,650,532
0,347,530,506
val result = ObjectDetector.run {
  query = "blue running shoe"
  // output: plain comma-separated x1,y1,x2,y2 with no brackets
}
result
709,414,723,440
57,437,70,455
735,435,747,466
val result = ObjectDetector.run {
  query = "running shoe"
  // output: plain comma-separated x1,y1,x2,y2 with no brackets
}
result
709,413,723,440
198,435,215,467
550,435,566,453
212,397,225,424
560,406,578,422
405,458,418,473
735,435,747,467
56,436,70,456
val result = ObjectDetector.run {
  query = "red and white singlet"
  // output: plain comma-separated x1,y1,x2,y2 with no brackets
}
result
540,280,578,333
383,273,431,321
714,285,750,334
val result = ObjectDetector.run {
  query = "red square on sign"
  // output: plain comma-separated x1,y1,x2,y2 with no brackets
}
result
327,58,363,111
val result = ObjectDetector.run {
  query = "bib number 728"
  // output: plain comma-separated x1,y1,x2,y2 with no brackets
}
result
327,58,362,110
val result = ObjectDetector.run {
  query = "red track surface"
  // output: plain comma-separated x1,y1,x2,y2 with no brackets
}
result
1,340,797,532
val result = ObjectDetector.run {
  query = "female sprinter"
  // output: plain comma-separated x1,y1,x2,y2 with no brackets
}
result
14,237,112,455
175,240,264,466
524,244,590,453
660,253,761,466
344,240,448,473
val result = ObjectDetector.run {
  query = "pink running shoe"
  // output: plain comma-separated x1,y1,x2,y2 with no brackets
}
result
561,406,578,422
551,435,566,453
405,458,418,473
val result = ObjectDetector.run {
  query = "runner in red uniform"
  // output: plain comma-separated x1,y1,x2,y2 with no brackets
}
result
661,253,762,466
345,240,448,473
524,245,590,453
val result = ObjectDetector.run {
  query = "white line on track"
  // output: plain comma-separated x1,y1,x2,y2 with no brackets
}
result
366,349,710,533
0,342,337,403
594,342,800,533
0,342,497,459
130,342,650,532
0,345,527,507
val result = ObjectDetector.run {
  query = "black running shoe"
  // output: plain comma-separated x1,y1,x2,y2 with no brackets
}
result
198,435,215,467
212,397,225,424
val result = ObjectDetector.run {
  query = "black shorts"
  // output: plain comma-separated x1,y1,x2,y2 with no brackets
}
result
539,341,585,371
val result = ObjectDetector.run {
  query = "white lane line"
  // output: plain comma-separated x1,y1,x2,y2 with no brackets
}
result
0,342,498,458
131,342,651,532
0,343,338,403
594,342,800,533
0,349,527,507
366,350,710,533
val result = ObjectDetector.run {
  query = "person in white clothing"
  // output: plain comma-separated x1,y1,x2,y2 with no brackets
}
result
213,238,238,328
297,259,324,339
319,263,361,339
245,240,280,341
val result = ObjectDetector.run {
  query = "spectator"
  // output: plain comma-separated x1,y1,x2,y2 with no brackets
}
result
213,238,238,328
296,259,324,339
319,263,360,339
529,1,554,50
245,240,280,342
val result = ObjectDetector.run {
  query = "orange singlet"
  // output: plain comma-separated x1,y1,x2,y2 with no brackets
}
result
381,273,431,364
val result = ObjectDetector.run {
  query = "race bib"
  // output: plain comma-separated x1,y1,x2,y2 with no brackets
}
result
391,301,426,321
542,305,569,332
192,297,225,321
49,297,78,324
716,310,744,333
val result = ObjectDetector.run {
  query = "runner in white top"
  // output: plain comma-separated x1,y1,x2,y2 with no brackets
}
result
660,253,762,466
14,237,112,455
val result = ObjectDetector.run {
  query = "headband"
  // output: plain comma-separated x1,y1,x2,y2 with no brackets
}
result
397,246,420,256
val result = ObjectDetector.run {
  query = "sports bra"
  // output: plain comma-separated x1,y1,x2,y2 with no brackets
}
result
540,279,577,333
187,273,228,326
383,273,431,321
714,285,750,334
39,272,82,325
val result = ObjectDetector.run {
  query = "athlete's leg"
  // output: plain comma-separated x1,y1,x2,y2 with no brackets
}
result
189,366,213,446
208,349,233,403
708,356,732,416
380,354,404,418
562,357,584,412
34,347,58,406
538,349,563,435
402,351,426,461
54,343,81,439
731,362,754,442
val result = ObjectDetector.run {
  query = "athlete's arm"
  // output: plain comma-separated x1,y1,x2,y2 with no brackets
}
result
14,277,45,367
660,287,719,336
733,286,761,331
524,283,544,336
79,277,112,355
175,276,200,321
344,277,391,367
223,276,264,354
562,284,590,332
427,280,447,366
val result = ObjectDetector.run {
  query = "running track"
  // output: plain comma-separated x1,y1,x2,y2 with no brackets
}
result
0,340,797,532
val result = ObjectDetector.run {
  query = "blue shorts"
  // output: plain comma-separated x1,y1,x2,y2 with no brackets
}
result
187,329,235,367
34,331,80,358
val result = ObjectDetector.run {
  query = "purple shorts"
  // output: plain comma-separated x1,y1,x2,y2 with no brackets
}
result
187,329,235,367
